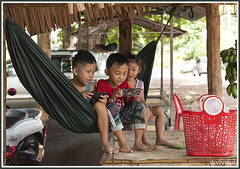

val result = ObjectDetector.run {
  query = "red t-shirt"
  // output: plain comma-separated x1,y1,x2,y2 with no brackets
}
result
97,79,133,108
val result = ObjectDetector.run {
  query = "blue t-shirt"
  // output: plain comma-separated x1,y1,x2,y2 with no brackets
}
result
86,83,91,103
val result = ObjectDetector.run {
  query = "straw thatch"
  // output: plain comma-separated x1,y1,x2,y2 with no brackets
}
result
3,3,207,36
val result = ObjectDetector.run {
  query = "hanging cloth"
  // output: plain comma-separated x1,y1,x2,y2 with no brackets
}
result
4,4,180,133
138,5,179,100
5,16,98,133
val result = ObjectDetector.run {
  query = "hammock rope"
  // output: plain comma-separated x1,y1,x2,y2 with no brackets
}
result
4,4,179,133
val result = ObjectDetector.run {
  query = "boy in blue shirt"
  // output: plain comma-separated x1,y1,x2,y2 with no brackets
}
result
71,50,119,154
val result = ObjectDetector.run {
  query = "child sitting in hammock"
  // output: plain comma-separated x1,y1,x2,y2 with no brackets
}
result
125,53,173,146
97,53,155,152
71,50,119,154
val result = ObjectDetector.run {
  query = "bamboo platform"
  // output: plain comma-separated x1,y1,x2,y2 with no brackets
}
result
101,130,238,166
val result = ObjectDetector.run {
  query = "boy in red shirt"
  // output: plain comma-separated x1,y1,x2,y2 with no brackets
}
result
97,53,153,152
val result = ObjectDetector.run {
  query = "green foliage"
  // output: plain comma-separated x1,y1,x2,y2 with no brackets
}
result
52,5,237,71
106,26,119,46
52,30,64,49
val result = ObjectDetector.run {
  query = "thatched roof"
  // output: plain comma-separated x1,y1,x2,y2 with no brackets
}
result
3,3,207,36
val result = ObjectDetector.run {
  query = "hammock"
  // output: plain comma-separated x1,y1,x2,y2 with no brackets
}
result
5,5,178,133
5,17,98,133
138,5,179,100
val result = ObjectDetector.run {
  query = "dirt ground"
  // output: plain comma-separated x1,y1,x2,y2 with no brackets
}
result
149,68,238,110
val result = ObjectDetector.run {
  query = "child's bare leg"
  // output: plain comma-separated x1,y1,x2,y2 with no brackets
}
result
142,109,157,150
114,130,133,153
133,129,152,152
107,103,132,153
142,130,157,150
94,102,119,153
151,106,173,146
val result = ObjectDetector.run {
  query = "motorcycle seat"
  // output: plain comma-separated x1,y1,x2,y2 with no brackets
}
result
6,110,25,129
6,108,39,129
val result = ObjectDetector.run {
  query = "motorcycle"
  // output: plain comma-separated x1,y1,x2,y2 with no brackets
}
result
6,107,45,161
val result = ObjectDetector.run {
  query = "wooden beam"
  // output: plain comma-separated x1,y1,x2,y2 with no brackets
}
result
3,3,68,8
3,12,7,166
115,3,207,7
206,3,222,96
119,18,132,54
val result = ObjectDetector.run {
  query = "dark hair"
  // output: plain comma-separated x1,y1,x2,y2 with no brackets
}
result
72,50,96,68
126,52,145,77
106,53,129,69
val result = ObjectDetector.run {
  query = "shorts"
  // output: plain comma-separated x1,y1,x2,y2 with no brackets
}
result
107,101,146,132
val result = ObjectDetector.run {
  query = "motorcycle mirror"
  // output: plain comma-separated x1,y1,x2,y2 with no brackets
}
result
8,88,17,96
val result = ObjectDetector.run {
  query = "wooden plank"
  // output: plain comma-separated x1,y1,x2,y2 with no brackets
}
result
206,3,222,96
101,130,237,166
119,18,132,54
3,12,7,167
3,3,69,8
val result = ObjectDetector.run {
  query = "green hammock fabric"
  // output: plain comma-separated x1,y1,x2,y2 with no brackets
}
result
5,5,178,133
138,41,158,100
5,16,98,133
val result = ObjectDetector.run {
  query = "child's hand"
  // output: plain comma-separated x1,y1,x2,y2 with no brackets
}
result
98,95,109,105
112,89,123,99
148,110,154,122
81,90,93,99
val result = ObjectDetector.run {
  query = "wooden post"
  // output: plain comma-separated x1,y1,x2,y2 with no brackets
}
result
37,33,51,126
206,3,222,96
160,12,164,97
3,12,7,166
77,12,82,50
119,18,132,54
169,17,174,127
86,20,89,51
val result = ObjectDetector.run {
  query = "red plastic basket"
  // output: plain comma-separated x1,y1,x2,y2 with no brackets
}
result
182,95,237,157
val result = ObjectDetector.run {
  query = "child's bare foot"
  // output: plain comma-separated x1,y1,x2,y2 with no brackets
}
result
143,141,157,150
119,143,133,153
156,139,173,146
133,142,152,152
102,143,119,154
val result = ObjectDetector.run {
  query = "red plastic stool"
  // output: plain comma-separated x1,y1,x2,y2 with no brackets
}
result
173,94,191,130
